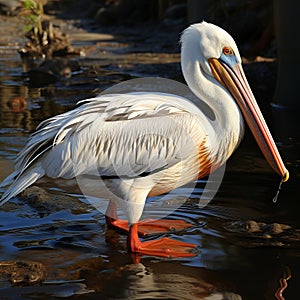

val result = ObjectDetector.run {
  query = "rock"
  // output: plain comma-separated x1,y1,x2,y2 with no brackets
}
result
0,0,22,16
0,260,45,285
230,221,292,236
226,220,292,236
20,186,91,215
21,186,52,202
245,220,262,233
223,219,298,248
263,222,291,235
27,58,80,87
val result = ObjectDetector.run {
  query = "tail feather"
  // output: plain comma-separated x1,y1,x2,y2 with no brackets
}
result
0,165,45,205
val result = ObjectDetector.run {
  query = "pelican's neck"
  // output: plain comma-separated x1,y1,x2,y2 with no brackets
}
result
181,44,244,159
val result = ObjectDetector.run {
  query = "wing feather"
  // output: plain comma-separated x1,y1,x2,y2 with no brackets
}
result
0,92,207,202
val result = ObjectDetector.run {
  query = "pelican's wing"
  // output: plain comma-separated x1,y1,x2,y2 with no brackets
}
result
39,92,205,178
0,93,206,203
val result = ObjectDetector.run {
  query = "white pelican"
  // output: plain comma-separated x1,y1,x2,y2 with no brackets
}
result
0,22,289,258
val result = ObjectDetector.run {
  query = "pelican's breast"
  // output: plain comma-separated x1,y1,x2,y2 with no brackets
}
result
197,138,219,179
147,113,215,197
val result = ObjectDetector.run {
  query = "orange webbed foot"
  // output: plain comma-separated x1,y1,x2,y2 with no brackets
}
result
127,223,196,258
106,217,194,236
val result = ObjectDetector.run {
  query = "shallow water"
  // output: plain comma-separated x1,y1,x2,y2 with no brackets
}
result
0,38,299,300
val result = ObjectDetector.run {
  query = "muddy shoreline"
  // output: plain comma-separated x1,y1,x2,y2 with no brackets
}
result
0,4,278,97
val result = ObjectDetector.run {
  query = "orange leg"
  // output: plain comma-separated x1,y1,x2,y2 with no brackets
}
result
127,223,196,258
105,201,130,232
105,201,194,236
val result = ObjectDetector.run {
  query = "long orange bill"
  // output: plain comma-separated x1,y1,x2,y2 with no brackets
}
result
208,58,289,182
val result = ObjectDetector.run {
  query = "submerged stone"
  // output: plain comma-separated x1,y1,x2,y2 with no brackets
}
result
0,260,45,285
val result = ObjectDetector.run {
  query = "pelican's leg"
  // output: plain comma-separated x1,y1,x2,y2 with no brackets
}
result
105,201,194,236
105,201,130,232
127,223,196,258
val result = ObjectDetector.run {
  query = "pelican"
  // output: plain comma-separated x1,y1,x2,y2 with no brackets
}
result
0,22,289,258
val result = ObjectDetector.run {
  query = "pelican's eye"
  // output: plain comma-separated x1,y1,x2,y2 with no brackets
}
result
223,46,233,56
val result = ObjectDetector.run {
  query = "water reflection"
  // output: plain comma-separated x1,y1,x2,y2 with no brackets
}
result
120,262,241,300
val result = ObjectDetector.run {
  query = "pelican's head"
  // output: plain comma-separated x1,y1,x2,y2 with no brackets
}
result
181,22,289,182
181,22,241,76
